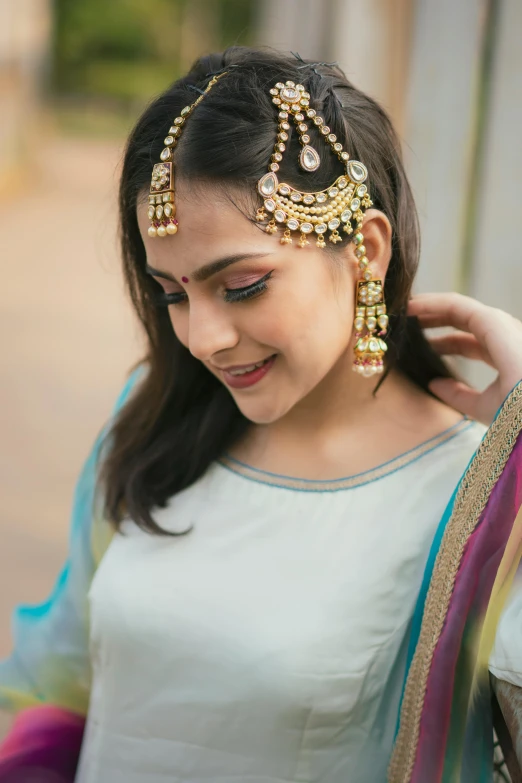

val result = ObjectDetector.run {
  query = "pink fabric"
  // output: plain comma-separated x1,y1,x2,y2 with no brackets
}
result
0,706,85,782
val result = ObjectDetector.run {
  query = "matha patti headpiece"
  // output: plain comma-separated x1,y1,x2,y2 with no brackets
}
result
255,79,388,377
146,72,227,238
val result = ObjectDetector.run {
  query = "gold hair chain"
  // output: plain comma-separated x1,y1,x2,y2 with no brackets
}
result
147,72,228,238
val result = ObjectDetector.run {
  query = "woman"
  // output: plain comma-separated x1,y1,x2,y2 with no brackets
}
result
0,47,521,783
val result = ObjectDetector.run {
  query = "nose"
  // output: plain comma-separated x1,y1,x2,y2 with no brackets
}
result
187,302,240,362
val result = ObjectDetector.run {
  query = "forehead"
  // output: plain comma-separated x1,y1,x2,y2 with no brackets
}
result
138,182,273,274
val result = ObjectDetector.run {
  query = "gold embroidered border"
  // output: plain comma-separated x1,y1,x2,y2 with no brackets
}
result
220,418,472,492
388,382,522,782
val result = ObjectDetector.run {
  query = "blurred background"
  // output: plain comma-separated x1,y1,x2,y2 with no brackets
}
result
0,0,521,737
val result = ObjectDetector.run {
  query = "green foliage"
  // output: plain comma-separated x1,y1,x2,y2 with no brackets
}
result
217,0,255,45
52,0,255,104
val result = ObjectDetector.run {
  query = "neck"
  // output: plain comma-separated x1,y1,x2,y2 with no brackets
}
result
277,355,408,433
242,353,423,459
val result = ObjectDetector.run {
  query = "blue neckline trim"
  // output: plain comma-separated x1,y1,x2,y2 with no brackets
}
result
218,417,477,493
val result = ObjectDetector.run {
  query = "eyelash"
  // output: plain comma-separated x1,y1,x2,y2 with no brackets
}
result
153,271,273,307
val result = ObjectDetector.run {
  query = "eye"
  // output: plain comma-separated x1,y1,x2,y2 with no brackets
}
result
150,277,187,308
153,290,188,307
224,271,273,303
151,270,274,308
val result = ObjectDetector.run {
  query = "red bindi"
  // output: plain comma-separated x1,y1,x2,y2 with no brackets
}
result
181,276,189,284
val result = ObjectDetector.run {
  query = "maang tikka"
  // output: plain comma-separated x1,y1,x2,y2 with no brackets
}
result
256,80,388,377
145,74,388,378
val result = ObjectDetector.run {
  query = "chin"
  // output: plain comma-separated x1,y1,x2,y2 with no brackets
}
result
234,397,292,425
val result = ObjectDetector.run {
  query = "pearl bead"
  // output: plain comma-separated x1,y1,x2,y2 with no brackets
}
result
148,225,157,237
166,223,178,235
157,225,167,237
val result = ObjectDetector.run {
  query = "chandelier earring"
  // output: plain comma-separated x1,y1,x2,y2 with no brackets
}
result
351,232,388,377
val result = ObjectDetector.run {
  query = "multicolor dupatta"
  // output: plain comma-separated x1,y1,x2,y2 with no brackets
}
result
389,380,522,783
0,369,142,782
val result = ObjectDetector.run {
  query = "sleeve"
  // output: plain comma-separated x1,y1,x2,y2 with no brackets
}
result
0,367,144,718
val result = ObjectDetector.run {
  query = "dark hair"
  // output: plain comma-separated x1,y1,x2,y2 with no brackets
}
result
101,46,455,534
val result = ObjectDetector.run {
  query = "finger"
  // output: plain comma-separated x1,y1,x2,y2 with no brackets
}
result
428,377,482,419
410,294,522,382
407,293,488,335
428,331,495,367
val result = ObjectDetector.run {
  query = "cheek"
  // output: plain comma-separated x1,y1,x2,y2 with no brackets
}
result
168,310,189,346
272,273,355,355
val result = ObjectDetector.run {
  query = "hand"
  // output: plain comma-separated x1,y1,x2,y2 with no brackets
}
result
408,292,522,425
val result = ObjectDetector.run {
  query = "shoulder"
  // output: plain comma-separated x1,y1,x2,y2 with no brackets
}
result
414,417,488,501
448,417,488,465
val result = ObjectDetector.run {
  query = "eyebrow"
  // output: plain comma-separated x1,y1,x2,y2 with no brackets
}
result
145,252,272,284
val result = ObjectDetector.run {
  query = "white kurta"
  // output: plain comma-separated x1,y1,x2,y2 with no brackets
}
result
77,418,489,783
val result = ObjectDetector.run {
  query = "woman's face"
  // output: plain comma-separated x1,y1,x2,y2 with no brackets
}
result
138,184,384,424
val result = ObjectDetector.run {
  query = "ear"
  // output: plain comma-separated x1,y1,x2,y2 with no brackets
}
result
345,209,392,281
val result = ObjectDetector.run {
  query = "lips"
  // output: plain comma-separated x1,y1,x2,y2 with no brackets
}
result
220,355,276,390
226,358,272,376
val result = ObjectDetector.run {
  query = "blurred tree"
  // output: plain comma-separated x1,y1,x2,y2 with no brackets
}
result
52,0,254,106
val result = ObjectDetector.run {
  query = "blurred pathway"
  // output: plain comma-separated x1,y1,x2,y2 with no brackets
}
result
0,136,140,735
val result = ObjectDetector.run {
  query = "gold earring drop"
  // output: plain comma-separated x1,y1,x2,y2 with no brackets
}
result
352,231,389,377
